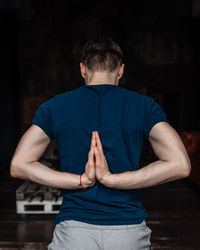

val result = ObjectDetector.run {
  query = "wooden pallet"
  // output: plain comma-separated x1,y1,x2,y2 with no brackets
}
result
16,181,63,214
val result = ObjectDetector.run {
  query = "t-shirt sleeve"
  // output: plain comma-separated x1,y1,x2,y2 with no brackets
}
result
143,97,169,141
31,98,55,140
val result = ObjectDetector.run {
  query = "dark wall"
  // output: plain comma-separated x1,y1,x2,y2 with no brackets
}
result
0,13,21,169
22,0,200,128
1,0,200,168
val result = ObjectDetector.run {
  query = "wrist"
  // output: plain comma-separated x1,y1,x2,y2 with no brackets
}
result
81,173,95,189
102,171,133,189
101,172,114,187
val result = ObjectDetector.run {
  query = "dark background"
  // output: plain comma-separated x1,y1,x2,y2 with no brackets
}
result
0,0,200,169
0,1,200,249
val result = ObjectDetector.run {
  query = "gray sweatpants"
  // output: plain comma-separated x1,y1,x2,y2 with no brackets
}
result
47,219,152,250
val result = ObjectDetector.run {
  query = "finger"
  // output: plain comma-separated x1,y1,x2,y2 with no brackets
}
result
92,131,97,148
88,147,95,166
94,131,103,152
90,132,93,149
94,146,102,165
90,131,97,149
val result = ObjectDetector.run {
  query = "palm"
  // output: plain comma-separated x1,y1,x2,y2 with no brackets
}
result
93,131,111,182
85,161,95,181
94,154,107,181
84,131,111,186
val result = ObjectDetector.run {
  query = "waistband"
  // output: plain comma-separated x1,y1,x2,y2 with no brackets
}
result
56,219,146,230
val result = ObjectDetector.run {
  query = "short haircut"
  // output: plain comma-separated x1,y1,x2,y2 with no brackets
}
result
81,37,124,73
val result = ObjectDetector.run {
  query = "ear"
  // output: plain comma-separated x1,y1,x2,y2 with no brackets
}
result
117,64,125,80
80,62,86,79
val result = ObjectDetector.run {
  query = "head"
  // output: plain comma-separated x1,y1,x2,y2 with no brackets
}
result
80,37,125,85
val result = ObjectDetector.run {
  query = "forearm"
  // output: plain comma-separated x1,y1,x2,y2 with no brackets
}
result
10,161,91,189
103,159,189,189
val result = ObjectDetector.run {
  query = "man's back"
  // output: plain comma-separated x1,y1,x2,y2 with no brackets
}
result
32,83,169,228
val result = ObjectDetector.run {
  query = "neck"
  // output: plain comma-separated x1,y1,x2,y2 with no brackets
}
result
85,72,118,86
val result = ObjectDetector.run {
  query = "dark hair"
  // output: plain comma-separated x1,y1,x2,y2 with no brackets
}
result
81,37,124,73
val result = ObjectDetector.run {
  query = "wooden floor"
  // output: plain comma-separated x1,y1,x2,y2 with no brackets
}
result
0,169,200,250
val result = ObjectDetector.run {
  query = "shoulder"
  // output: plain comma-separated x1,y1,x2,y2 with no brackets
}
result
54,87,82,102
117,86,153,105
36,96,55,112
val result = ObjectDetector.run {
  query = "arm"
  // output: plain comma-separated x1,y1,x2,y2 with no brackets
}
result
10,125,95,189
101,122,191,189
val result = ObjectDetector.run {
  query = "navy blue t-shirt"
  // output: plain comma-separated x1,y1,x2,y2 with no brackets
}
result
32,83,169,228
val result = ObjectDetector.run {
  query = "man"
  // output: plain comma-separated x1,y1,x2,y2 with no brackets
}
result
10,37,191,250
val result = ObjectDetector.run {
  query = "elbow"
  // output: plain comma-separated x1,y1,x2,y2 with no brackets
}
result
179,159,191,178
10,159,20,178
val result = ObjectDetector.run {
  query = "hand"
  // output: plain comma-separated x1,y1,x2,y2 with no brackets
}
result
81,131,96,188
93,131,112,184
